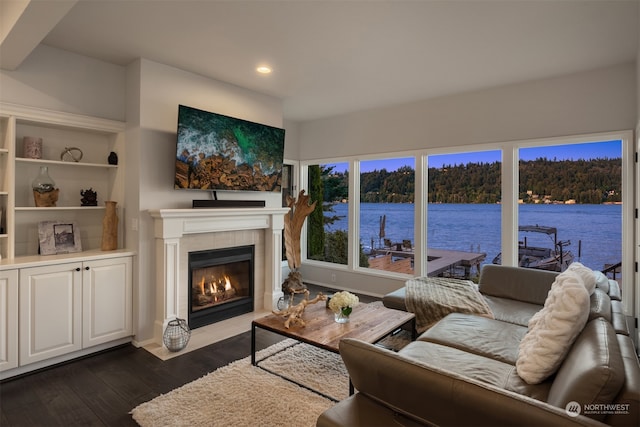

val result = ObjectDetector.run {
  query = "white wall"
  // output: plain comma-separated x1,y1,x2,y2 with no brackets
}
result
297,62,637,298
0,45,125,120
299,63,636,160
128,58,286,342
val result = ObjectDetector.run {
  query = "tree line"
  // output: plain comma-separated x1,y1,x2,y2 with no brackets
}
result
320,158,621,204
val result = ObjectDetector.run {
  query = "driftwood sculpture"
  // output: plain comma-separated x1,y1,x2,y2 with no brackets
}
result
282,190,317,300
272,290,326,328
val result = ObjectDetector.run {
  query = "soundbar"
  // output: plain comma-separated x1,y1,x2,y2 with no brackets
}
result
192,200,266,208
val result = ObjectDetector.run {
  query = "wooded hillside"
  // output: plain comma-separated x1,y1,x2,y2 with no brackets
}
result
325,158,621,204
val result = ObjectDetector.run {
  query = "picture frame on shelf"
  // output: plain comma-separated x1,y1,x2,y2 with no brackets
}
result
38,220,82,255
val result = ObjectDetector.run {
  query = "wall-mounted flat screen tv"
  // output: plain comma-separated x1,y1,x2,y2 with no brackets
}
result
174,105,285,192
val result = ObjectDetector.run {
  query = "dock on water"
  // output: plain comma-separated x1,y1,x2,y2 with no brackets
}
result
368,246,486,278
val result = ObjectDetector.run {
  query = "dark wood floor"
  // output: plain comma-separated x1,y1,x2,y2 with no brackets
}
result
0,329,284,427
0,285,378,426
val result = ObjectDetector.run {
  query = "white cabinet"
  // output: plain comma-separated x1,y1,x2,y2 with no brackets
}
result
83,257,132,347
0,269,18,372
18,255,132,367
19,263,83,365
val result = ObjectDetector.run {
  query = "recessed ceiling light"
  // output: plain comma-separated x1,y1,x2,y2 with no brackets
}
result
256,65,272,74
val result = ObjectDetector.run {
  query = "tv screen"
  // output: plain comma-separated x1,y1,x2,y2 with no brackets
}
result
174,105,285,192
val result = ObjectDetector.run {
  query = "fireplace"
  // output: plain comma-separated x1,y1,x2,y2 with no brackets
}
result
149,207,288,347
188,245,254,329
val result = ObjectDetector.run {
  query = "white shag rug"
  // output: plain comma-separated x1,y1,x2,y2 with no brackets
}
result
130,339,347,427
131,333,411,427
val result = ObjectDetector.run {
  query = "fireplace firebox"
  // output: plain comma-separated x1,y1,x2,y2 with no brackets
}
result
188,245,254,329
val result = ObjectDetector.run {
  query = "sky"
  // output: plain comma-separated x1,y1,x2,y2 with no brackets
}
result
326,140,621,173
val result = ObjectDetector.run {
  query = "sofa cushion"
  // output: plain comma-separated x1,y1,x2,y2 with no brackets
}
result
482,294,542,326
610,300,630,336
606,334,640,426
417,313,527,365
400,340,552,402
547,318,625,422
478,264,558,305
382,287,407,311
316,393,426,427
589,288,612,323
516,270,590,384
607,279,622,301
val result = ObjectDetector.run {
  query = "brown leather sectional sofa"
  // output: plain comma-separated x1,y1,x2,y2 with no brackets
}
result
317,265,639,427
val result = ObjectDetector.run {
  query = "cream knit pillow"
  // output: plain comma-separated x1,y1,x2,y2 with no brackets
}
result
516,269,590,384
566,262,596,295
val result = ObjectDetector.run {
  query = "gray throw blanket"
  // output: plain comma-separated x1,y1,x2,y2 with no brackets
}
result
406,277,495,333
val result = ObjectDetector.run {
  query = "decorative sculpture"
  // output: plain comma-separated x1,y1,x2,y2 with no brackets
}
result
80,188,98,206
272,290,326,328
282,190,317,302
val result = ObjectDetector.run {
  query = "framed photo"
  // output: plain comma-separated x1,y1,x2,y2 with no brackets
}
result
38,221,82,255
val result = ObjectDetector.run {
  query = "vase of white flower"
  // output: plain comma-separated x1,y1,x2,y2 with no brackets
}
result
328,291,359,323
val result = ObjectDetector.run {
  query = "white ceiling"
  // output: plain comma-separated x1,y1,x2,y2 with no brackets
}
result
1,0,638,122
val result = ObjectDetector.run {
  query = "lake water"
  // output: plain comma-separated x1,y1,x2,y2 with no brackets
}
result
326,203,622,271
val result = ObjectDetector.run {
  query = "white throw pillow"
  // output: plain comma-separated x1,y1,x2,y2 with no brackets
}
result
516,270,590,384
566,262,596,295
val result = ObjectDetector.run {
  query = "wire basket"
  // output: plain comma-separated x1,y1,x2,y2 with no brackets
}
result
163,318,191,352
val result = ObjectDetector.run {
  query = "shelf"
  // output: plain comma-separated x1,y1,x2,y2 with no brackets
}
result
15,158,116,168
1,103,126,261
15,206,105,211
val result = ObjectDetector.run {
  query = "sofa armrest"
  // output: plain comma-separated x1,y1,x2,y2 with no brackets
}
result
339,338,607,427
478,264,558,305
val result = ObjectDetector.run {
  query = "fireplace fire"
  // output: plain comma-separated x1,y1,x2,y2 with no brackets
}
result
188,245,254,329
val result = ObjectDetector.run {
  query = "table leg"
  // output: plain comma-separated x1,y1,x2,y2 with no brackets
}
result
251,322,256,365
411,317,417,340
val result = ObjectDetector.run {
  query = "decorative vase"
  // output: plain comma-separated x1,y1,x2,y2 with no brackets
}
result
108,151,118,165
101,201,118,251
334,307,352,323
23,136,42,159
32,166,59,207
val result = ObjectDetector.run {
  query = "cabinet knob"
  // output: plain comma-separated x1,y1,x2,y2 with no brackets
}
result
75,268,81,271
85,266,90,270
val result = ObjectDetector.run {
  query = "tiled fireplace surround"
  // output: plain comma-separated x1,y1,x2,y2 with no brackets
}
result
149,208,290,350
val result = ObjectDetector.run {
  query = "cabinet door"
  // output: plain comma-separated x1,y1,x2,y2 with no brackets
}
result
19,263,82,365
0,269,18,371
83,257,132,347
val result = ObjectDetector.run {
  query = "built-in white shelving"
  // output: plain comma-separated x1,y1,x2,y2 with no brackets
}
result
0,102,126,259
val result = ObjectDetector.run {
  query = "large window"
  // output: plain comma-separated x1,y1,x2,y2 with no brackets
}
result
426,151,502,280
517,141,622,275
301,132,631,295
307,162,349,265
359,157,415,274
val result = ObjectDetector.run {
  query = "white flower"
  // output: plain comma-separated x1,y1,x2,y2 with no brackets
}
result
328,291,359,314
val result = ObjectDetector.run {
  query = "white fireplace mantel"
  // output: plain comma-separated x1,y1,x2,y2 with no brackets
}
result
148,207,289,346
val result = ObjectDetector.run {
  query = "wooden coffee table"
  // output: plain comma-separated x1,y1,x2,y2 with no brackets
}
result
251,300,415,399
